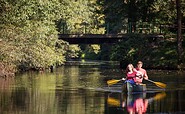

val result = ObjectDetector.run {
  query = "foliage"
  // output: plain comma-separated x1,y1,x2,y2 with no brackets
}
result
104,0,160,33
0,0,66,72
58,0,105,34
110,34,148,65
0,0,185,72
80,45,101,60
110,33,179,69
66,45,81,59
57,0,105,60
104,0,185,34
102,0,185,69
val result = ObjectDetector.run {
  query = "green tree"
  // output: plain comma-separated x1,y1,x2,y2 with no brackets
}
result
58,0,105,34
57,0,105,60
0,0,66,73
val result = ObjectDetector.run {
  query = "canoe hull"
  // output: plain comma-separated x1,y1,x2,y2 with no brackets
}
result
122,82,146,93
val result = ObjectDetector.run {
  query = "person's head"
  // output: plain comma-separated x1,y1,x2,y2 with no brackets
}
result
137,61,143,69
126,64,134,73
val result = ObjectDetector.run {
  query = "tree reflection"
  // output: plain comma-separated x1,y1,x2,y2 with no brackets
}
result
0,77,15,113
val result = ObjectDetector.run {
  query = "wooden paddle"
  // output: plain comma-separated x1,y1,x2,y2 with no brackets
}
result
107,97,120,106
153,92,166,100
107,78,125,86
146,79,166,89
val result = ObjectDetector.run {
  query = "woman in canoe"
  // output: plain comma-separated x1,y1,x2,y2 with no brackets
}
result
124,64,137,84
124,63,144,85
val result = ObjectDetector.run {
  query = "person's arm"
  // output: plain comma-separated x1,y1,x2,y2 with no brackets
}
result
123,73,128,80
127,73,136,80
143,70,148,80
133,68,142,76
133,68,137,72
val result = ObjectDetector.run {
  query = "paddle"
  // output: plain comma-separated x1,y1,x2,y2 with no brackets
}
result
146,79,166,89
107,97,120,106
147,92,166,103
107,78,125,86
153,92,166,100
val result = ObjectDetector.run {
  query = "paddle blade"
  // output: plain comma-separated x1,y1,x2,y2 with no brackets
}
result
154,82,166,88
146,79,166,89
107,97,120,106
154,92,166,100
107,79,121,86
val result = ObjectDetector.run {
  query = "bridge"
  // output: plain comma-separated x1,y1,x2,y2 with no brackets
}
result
58,34,164,44
57,22,179,44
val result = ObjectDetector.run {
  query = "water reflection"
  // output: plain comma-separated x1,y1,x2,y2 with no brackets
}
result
107,92,166,114
0,62,185,114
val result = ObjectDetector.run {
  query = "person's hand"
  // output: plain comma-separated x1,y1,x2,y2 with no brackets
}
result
136,75,142,79
136,71,143,79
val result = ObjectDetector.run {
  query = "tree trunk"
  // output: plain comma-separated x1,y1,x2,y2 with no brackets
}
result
176,0,184,69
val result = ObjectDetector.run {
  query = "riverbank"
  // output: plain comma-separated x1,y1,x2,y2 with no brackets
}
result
1,59,184,78
65,60,120,67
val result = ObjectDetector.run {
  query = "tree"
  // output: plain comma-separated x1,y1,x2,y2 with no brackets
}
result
57,0,105,60
176,0,184,69
0,0,66,73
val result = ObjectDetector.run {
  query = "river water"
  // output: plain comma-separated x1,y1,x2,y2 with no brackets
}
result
0,61,185,114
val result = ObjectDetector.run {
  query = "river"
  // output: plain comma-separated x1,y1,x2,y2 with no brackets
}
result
0,61,185,114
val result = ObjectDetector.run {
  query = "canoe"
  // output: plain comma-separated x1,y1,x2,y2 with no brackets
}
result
122,81,147,93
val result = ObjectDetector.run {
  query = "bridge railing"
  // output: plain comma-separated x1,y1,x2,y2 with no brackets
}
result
117,22,162,34
58,22,177,34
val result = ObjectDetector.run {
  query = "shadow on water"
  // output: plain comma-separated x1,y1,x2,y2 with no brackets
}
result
0,61,185,114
